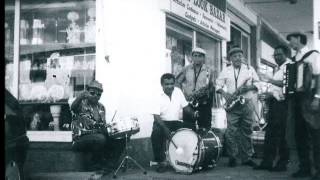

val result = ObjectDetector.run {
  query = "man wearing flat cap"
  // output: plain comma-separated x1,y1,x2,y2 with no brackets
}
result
286,32,320,179
215,46,260,168
176,47,214,131
71,80,125,173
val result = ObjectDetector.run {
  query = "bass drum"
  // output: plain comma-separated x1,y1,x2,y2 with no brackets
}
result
166,128,222,174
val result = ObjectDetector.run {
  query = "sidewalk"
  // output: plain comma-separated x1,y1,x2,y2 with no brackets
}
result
28,156,311,180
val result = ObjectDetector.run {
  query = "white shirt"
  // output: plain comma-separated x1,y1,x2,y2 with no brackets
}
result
295,46,320,75
294,46,320,89
156,87,189,121
268,59,291,101
215,64,260,99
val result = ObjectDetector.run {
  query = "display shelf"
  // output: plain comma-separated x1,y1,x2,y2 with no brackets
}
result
5,43,95,60
19,100,69,105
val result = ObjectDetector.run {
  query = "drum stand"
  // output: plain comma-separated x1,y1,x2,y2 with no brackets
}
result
112,130,147,178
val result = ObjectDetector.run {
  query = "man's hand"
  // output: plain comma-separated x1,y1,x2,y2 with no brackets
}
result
258,72,272,83
258,92,272,101
79,91,91,100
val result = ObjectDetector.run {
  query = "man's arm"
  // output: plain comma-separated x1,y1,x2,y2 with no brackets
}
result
70,91,90,113
175,68,186,89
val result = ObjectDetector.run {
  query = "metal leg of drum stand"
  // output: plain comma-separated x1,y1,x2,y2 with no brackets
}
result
113,132,147,178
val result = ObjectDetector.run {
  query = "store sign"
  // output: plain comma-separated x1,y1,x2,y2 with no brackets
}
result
170,0,230,40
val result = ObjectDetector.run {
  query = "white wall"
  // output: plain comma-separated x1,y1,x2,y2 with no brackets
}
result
96,0,166,138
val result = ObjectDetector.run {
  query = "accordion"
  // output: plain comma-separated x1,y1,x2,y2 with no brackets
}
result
283,62,312,95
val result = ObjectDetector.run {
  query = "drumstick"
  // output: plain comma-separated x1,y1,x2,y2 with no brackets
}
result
110,110,117,122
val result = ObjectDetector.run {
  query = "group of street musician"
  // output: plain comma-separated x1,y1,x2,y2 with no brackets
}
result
69,32,319,179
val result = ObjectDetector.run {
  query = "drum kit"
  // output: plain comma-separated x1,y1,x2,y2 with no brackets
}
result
106,116,147,178
104,113,223,175
106,116,140,139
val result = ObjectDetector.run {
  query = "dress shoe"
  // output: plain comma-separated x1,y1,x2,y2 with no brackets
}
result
253,162,273,171
291,169,311,178
156,165,167,173
155,162,168,173
242,159,258,167
228,158,238,167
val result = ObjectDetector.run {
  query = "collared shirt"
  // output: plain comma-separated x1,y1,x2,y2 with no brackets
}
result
268,59,291,101
156,87,188,121
176,64,214,100
294,46,320,89
73,99,106,130
215,64,260,99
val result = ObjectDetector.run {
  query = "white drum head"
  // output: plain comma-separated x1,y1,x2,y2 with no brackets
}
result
166,128,199,173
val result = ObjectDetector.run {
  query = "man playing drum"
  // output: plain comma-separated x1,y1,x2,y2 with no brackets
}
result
151,73,194,173
215,46,260,167
70,80,125,173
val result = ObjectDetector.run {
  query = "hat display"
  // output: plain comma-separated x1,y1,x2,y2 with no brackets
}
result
228,47,243,56
87,80,103,91
286,31,307,43
192,47,206,55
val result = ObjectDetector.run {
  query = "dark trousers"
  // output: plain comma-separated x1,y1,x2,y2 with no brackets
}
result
197,104,212,129
151,120,183,162
294,94,320,172
72,133,125,167
262,98,289,166
225,102,254,162
183,104,212,130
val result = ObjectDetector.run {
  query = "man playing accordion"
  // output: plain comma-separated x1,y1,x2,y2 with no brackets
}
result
286,32,320,180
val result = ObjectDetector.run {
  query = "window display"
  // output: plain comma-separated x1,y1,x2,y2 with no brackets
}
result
5,0,97,132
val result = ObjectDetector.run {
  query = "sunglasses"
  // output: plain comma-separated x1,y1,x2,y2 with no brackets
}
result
89,91,102,96
192,53,204,57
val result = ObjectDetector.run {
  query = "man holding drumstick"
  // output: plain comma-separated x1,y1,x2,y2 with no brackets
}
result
151,73,195,173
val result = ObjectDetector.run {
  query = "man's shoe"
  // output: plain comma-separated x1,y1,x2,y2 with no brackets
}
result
253,162,273,170
156,165,167,173
228,158,237,167
242,160,258,167
291,169,311,178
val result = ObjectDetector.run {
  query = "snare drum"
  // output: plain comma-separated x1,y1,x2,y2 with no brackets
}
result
166,128,222,174
107,117,140,138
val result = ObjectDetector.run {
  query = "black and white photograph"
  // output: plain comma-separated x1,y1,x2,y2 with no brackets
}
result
4,0,320,179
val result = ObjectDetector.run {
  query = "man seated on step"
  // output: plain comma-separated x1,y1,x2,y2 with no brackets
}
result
70,80,125,173
151,73,195,173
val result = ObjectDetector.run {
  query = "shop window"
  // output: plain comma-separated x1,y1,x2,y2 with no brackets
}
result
5,0,97,132
196,32,220,80
166,18,193,76
5,0,15,95
228,25,250,63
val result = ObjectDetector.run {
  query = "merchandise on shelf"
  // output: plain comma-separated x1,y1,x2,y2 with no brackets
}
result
84,8,96,43
32,19,45,45
66,11,81,44
20,19,29,45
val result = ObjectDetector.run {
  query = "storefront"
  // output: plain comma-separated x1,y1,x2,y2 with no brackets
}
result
95,0,230,138
5,0,293,174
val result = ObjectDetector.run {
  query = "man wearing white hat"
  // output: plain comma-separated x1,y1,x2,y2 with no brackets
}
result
176,47,214,131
